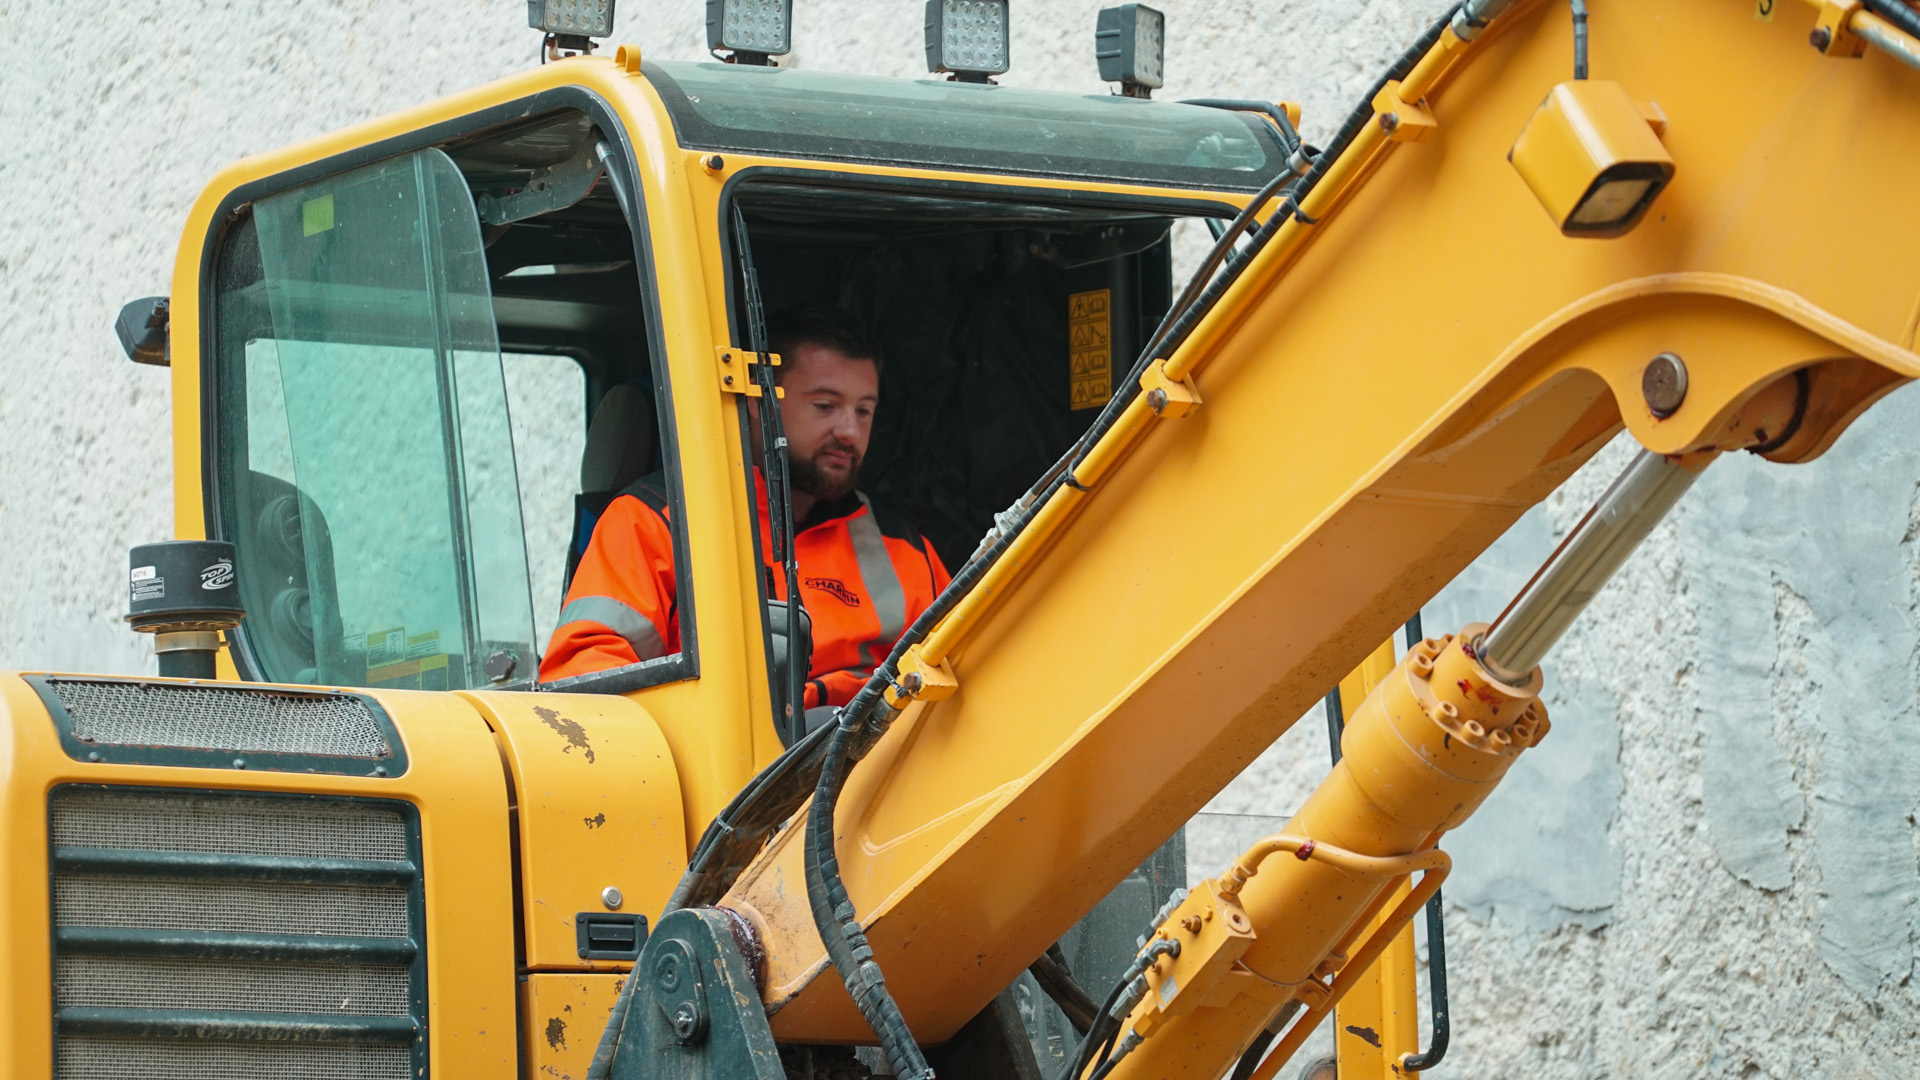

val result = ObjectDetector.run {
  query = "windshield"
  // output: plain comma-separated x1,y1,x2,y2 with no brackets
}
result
644,61,1284,192
214,148,538,690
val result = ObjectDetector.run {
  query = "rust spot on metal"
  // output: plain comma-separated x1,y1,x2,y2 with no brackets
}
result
584,813,606,829
1294,840,1316,861
719,906,768,995
1345,1024,1382,1048
533,706,596,764
545,1015,567,1050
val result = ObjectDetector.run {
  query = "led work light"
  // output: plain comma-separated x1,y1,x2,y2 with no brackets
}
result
1095,4,1164,98
527,0,616,41
708,0,793,65
926,0,1010,83
1509,80,1674,238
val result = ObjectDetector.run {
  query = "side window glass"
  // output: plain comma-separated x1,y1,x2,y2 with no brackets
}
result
219,147,537,689
502,352,587,651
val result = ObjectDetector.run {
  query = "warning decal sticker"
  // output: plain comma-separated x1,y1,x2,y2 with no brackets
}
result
1068,288,1112,411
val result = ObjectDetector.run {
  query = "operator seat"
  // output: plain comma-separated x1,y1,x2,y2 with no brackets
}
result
563,382,657,594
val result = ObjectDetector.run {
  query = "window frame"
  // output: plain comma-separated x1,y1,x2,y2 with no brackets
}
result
200,88,698,693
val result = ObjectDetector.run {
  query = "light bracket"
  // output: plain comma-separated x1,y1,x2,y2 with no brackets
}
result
925,0,1011,83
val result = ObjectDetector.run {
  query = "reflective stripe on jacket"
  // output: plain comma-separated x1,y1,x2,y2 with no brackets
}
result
539,473,950,706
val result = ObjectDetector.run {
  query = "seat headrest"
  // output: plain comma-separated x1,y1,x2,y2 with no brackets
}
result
580,383,657,493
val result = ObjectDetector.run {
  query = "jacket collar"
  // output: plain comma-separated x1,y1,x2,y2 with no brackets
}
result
753,468,864,533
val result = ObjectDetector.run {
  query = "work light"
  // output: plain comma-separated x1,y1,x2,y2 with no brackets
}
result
708,0,793,63
1508,80,1674,238
926,0,1011,82
527,0,616,40
1095,4,1164,97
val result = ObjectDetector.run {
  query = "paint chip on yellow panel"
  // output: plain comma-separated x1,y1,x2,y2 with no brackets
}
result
1069,288,1112,411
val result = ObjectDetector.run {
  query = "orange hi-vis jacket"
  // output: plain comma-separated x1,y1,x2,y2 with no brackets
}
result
539,472,950,708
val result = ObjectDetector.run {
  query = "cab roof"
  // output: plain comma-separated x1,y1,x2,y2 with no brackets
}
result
644,60,1287,193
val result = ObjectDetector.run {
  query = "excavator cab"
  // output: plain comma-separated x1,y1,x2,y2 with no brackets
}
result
198,58,1285,703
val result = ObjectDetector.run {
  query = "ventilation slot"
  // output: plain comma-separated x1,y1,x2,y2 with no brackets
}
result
36,677,401,774
49,787,425,1080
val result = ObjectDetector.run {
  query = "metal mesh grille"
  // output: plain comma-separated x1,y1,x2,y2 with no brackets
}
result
56,1037,410,1080
55,876,409,939
48,680,390,759
57,955,412,1015
50,788,408,861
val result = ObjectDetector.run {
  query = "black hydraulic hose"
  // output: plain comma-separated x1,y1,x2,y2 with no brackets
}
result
1029,945,1100,1035
1177,98,1304,155
798,506,1040,1080
1401,886,1451,1072
1057,961,1134,1080
1106,2,1463,407
806,717,934,1079
1865,0,1920,41
1571,0,1589,79
1229,1029,1278,1080
733,205,806,744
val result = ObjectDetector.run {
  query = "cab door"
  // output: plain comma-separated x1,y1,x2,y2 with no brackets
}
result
209,146,538,690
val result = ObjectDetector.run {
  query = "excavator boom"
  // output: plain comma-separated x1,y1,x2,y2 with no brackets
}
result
706,1,1920,1075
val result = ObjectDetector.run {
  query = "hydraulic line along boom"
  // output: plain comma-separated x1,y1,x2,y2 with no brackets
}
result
1095,451,1707,1080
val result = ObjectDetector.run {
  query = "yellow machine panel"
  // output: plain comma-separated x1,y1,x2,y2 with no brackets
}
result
0,673,519,1078
464,690,686,970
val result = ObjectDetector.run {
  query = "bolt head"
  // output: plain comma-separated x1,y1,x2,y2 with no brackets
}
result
1379,112,1400,134
671,1003,699,1038
602,885,624,910
1810,26,1833,51
1642,352,1688,419
1146,387,1169,413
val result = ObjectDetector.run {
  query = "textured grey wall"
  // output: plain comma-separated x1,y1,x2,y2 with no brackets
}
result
4,1,1917,1076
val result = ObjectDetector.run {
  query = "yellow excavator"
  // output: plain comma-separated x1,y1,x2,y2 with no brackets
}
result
5,0,1919,1077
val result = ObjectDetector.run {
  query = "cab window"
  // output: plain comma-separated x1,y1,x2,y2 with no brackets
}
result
211,105,679,690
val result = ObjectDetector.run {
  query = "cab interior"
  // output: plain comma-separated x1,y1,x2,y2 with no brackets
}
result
215,102,1225,691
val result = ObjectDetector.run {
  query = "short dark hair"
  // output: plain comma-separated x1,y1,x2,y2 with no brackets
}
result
766,305,883,381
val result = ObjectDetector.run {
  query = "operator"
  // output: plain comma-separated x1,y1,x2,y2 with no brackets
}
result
539,306,950,715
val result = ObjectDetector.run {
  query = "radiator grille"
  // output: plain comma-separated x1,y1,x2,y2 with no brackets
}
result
55,876,409,938
49,786,426,1079
50,788,409,861
47,679,391,759
56,1037,410,1080
58,955,413,1015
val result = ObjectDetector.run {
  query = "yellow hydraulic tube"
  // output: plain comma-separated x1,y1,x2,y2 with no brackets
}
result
1102,628,1547,1080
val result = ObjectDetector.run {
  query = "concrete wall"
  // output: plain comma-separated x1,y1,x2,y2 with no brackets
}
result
4,1,1917,1076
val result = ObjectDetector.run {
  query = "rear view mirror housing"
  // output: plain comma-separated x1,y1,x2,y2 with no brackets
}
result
116,295,170,366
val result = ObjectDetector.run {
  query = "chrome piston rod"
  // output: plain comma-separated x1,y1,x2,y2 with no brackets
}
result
1479,449,1704,682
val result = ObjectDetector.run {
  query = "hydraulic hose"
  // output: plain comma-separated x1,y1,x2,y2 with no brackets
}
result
1865,0,1920,42
1118,4,1462,385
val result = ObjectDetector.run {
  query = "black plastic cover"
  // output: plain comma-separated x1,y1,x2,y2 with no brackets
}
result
577,911,649,959
125,540,246,633
115,296,170,367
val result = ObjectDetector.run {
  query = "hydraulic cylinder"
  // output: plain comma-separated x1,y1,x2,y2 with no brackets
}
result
1100,450,1704,1080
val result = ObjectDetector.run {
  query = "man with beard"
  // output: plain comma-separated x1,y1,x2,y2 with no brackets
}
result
539,307,949,716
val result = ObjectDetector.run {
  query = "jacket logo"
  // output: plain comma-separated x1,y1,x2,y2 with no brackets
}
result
200,559,235,590
805,577,862,608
